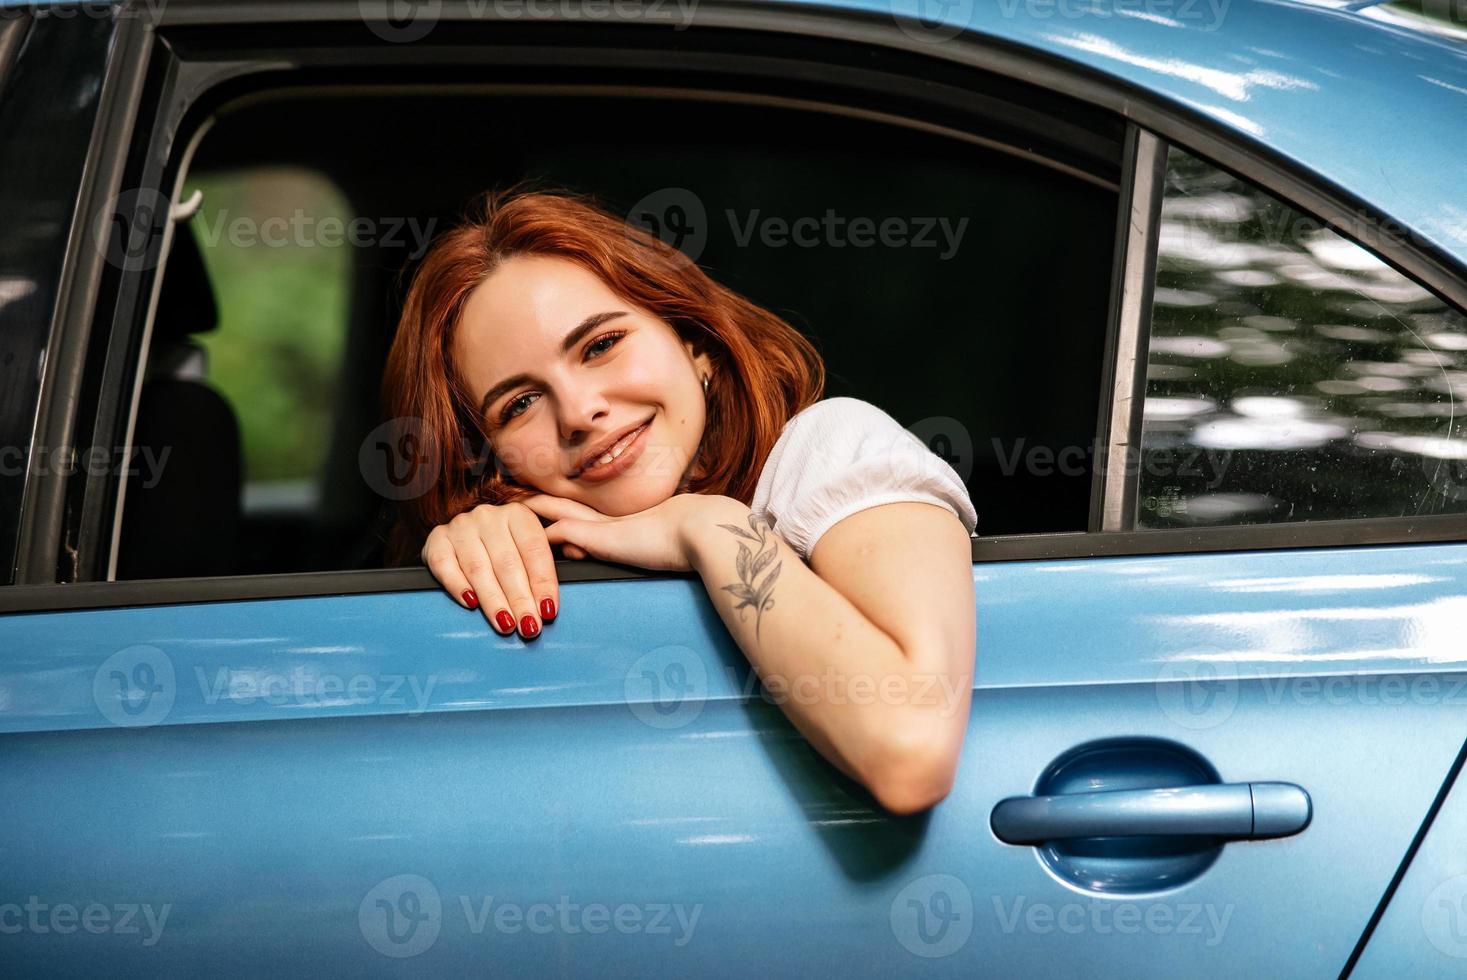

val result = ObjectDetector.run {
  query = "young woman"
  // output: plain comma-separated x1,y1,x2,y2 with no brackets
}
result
379,185,979,815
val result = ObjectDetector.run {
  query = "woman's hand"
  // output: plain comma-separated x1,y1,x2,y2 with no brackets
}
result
420,502,561,639
521,492,725,574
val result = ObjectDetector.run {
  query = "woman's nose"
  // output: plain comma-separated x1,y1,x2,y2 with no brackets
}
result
556,386,611,441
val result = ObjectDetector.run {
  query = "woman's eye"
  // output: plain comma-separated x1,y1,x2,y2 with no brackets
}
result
497,332,626,424
586,330,626,358
500,393,535,424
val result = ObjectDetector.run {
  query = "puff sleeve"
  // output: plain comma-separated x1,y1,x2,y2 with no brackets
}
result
749,397,979,562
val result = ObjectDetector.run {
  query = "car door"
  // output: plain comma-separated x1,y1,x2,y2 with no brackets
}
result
4,3,1467,978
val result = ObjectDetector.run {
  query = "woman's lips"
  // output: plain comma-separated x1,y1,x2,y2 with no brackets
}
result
575,419,652,483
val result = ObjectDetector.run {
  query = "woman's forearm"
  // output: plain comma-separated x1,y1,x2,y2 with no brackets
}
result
680,496,970,813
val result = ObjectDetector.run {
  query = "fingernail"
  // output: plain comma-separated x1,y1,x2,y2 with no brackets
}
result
519,614,540,639
495,609,515,633
540,597,557,621
462,589,479,609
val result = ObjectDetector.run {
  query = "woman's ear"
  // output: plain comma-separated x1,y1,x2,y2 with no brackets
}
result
688,345,714,382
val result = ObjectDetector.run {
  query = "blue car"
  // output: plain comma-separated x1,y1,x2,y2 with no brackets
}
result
1,0,1465,974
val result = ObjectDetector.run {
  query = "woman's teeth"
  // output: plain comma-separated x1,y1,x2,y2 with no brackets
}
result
592,424,646,468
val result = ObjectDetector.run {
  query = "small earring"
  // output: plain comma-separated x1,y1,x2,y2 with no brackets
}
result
702,375,710,394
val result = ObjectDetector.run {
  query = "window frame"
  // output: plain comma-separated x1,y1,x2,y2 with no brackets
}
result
6,0,1466,615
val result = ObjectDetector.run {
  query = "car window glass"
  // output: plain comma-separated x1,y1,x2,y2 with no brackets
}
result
1137,145,1467,528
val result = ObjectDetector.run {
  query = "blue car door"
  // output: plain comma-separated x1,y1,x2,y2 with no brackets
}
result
5,5,1467,978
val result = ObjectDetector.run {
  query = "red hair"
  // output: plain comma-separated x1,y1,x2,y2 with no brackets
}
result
378,182,826,566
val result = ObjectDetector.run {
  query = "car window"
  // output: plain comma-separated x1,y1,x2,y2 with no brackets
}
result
113,167,356,579
190,168,351,515
111,84,1122,580
1136,145,1467,529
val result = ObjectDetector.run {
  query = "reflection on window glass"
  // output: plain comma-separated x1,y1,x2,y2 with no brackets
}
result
185,168,351,515
1138,147,1467,528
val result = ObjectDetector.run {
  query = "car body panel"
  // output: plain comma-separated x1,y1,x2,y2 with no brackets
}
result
4,545,1467,972
1353,750,1467,975
853,0,1467,271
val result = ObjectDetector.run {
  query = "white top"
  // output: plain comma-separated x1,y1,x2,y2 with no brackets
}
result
749,396,979,562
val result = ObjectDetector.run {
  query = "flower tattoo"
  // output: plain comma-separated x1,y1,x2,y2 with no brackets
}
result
717,512,783,643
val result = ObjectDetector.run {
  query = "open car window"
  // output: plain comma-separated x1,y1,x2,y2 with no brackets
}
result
112,84,1121,580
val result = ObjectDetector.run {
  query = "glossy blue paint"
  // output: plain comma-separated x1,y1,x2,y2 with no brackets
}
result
4,544,1467,973
1353,744,1467,974
830,0,1467,269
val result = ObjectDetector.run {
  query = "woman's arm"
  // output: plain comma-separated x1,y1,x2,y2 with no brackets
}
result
681,495,976,815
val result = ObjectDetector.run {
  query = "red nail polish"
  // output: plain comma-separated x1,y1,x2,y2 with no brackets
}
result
495,610,515,633
540,597,557,621
519,614,540,639
462,589,479,609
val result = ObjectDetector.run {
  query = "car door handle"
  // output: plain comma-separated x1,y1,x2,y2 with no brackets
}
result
990,782,1311,845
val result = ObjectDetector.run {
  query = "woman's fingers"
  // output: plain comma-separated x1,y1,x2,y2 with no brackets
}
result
442,518,516,636
507,503,560,624
422,528,481,610
475,506,543,640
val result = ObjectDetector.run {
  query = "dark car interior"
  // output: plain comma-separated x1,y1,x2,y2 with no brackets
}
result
115,62,1122,581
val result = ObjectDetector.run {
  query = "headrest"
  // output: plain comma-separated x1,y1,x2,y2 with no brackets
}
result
153,223,219,345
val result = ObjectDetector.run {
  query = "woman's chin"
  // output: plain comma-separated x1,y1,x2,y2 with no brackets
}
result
583,473,678,516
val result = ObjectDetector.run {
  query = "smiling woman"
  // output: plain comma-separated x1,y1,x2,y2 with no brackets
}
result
379,184,979,813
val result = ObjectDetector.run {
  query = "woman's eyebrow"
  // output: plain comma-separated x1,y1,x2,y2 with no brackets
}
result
478,310,628,417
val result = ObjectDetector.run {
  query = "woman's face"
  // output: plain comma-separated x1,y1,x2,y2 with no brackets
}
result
453,254,713,516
